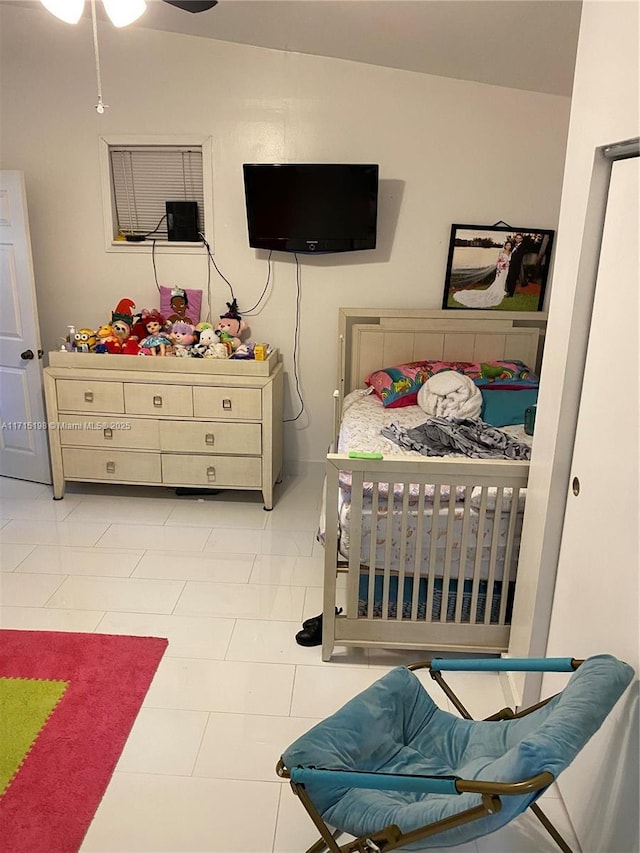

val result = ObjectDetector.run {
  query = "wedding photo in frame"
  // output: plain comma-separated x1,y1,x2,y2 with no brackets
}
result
442,223,555,312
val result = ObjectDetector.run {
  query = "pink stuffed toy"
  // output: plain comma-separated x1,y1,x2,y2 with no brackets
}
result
215,299,248,350
170,321,197,357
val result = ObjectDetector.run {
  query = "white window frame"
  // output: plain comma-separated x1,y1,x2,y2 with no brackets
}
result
99,134,214,253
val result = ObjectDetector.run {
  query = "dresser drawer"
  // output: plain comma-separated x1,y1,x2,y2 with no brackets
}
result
193,387,261,421
62,448,161,483
161,454,262,488
124,383,193,417
59,415,160,450
57,379,124,414
159,421,261,455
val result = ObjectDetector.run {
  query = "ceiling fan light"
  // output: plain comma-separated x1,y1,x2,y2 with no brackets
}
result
102,0,146,27
40,0,85,24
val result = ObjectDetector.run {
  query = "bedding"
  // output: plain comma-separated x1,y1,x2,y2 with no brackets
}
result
365,359,538,408
381,416,532,460
480,388,539,427
417,371,482,419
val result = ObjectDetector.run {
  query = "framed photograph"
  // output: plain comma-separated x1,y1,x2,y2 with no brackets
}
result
442,223,555,311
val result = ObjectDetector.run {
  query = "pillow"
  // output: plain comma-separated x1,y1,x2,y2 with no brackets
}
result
366,359,539,408
481,388,539,427
159,286,202,326
473,360,539,390
365,361,432,408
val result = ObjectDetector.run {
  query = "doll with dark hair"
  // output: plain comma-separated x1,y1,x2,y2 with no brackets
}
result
167,287,194,324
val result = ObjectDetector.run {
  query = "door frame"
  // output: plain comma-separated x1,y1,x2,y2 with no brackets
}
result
506,138,640,707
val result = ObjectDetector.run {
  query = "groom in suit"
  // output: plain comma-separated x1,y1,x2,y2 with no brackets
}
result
505,233,528,297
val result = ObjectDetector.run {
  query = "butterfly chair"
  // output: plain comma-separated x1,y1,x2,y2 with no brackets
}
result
277,655,634,853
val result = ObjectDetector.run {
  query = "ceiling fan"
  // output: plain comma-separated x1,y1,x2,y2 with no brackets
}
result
40,1,218,28
163,1,218,11
40,0,219,112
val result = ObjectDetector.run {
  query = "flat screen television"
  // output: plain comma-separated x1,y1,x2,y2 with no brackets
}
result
242,163,379,253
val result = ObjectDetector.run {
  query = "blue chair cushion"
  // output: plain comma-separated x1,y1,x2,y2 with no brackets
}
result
283,655,634,849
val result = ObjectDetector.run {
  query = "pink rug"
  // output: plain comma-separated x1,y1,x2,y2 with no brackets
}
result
0,629,168,853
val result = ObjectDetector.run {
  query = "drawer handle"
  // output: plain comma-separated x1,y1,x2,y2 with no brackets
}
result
206,466,216,481
222,398,232,410
153,395,163,408
106,461,116,474
205,433,215,446
84,391,94,403
103,428,113,440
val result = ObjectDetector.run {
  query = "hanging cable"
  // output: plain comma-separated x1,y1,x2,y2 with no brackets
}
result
199,233,235,303
90,0,108,114
243,250,273,315
151,239,160,293
143,213,167,238
284,253,305,423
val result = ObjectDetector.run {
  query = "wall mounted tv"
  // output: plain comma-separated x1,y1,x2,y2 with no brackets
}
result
243,163,379,253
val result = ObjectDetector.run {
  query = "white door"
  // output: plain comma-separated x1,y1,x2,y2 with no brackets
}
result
0,171,51,484
543,156,639,851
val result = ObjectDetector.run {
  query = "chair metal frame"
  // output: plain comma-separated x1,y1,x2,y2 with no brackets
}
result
277,657,584,853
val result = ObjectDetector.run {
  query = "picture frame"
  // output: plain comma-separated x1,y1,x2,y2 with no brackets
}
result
442,223,555,311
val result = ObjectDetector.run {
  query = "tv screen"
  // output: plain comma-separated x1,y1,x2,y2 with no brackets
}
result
243,163,379,253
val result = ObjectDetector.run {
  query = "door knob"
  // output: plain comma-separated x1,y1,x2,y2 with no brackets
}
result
20,349,34,360
38,350,44,359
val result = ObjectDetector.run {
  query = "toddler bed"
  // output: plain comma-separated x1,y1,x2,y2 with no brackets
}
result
320,308,547,662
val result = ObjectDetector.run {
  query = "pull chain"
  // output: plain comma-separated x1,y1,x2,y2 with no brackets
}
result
91,0,108,114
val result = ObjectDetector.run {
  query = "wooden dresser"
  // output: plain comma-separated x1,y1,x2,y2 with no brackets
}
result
43,350,284,509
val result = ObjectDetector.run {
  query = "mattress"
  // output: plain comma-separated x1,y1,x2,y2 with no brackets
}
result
333,390,529,581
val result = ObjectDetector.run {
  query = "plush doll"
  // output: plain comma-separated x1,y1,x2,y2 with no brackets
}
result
72,328,97,352
94,323,117,353
169,321,197,356
121,338,141,355
139,309,172,356
110,298,135,343
191,325,218,358
215,299,248,350
215,330,236,356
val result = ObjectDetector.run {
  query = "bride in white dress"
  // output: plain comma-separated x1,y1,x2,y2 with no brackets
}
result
453,240,512,308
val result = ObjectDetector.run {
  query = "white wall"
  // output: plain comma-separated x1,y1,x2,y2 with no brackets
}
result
509,0,639,670
507,7,639,846
0,4,571,467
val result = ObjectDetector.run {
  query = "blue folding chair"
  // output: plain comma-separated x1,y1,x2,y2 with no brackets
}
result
277,655,634,852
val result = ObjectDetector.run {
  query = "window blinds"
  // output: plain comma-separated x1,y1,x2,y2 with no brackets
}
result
110,146,204,239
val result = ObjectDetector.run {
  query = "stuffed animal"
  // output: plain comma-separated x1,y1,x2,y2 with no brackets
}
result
110,298,136,346
215,299,248,350
169,321,197,356
72,328,97,352
191,325,219,358
94,323,117,353
216,330,235,356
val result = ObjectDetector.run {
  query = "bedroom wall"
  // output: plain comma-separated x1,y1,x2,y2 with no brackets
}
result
509,0,639,670
0,3,572,468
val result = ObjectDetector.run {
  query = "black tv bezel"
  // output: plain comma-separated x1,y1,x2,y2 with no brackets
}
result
242,163,379,254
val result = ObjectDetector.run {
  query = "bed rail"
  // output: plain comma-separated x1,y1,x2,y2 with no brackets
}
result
322,454,529,661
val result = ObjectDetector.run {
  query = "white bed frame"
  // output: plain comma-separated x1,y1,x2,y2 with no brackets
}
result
322,308,547,662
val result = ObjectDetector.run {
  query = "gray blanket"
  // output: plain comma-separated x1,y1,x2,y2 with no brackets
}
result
381,417,531,460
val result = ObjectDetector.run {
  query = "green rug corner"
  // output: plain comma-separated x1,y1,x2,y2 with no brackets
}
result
0,676,69,796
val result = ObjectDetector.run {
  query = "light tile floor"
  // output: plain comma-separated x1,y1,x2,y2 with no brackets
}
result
0,470,581,853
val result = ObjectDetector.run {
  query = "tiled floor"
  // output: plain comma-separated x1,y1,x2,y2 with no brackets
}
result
0,470,581,853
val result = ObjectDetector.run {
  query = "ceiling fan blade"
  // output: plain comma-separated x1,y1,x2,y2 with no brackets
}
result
161,0,218,11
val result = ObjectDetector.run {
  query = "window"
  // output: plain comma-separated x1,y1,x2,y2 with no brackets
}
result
99,135,213,252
